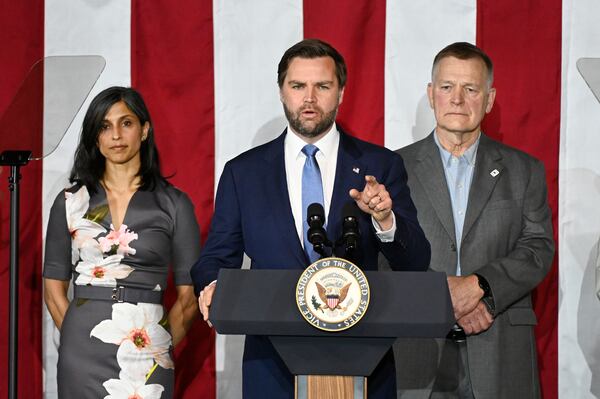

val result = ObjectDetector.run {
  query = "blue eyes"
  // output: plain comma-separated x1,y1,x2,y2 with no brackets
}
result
290,85,330,90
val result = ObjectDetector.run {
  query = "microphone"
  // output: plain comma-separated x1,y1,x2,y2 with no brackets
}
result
341,202,360,255
307,203,330,257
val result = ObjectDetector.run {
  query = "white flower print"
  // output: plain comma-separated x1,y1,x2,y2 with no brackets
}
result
74,240,132,287
103,370,164,399
65,186,106,264
91,303,173,379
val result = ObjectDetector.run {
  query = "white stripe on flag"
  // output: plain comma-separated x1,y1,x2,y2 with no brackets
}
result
559,0,600,397
384,0,476,149
213,0,304,183
43,1,132,397
213,1,303,398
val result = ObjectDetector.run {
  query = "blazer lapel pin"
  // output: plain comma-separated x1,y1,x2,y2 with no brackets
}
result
490,169,500,177
352,167,360,174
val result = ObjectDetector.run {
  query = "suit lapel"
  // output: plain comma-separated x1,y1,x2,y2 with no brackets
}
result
263,130,309,266
413,134,456,243
461,135,503,242
328,132,365,238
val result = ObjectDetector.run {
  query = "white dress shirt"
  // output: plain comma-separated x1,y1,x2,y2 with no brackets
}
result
284,123,339,244
284,123,395,248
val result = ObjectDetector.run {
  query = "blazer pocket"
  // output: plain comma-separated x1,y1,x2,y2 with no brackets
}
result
486,198,520,211
507,307,538,326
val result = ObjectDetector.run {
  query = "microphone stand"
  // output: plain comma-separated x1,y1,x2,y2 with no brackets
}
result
308,227,332,259
0,150,32,399
338,203,361,263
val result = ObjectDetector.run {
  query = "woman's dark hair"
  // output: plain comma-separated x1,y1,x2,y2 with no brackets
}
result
69,86,168,193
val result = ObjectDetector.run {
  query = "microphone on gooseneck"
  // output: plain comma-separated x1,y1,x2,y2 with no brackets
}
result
341,201,360,256
307,203,330,258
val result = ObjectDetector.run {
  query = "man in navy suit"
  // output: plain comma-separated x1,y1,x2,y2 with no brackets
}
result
191,39,431,398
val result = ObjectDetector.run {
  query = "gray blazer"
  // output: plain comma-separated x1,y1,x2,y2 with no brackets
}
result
394,133,554,398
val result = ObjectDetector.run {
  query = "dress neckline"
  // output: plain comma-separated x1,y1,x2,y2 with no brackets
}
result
97,182,139,230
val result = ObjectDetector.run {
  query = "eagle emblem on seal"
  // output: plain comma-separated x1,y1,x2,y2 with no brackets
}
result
316,282,351,310
296,257,370,332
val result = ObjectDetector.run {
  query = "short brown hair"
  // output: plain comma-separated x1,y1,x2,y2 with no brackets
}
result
277,39,347,88
432,42,494,87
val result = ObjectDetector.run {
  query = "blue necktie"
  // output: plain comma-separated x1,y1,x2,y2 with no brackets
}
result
301,144,325,263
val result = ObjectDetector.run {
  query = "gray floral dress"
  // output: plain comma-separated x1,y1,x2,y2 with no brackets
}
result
43,183,200,399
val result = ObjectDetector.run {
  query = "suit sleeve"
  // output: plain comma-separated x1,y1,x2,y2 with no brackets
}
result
379,153,431,271
190,162,244,295
474,159,554,314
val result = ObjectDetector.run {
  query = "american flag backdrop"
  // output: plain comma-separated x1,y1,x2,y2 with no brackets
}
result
1,0,599,398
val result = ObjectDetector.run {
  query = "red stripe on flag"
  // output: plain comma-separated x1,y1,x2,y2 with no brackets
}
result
131,2,216,398
0,2,44,398
477,2,561,398
303,0,386,145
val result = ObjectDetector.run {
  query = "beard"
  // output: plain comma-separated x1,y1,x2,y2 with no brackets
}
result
283,103,338,139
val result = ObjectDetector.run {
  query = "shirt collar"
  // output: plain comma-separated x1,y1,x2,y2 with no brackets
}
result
433,130,480,167
285,122,340,160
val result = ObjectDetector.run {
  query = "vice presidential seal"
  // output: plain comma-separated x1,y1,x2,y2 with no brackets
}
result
295,257,370,332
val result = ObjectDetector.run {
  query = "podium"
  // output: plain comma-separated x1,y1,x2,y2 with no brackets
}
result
210,269,454,398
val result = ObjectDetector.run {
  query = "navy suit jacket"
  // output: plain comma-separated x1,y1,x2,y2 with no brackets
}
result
191,129,430,398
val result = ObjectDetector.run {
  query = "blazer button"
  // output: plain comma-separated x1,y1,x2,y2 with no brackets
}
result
450,243,457,252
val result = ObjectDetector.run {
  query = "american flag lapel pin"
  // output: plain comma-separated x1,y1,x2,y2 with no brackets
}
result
490,169,499,177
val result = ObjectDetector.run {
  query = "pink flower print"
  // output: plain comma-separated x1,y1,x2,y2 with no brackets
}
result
99,224,138,256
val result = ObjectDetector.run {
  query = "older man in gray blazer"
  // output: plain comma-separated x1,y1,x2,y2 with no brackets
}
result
394,42,554,398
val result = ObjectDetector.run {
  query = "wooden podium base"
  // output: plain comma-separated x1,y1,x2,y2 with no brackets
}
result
295,375,366,399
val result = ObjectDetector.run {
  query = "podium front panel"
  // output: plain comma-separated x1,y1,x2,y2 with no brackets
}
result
270,336,394,376
210,269,454,338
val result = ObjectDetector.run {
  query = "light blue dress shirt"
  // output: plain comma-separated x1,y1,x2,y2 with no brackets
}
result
433,132,480,276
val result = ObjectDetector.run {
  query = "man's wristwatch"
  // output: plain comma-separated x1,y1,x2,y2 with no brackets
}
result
474,273,495,315
474,273,491,298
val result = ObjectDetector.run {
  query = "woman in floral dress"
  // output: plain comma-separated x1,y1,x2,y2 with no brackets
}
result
43,86,201,398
